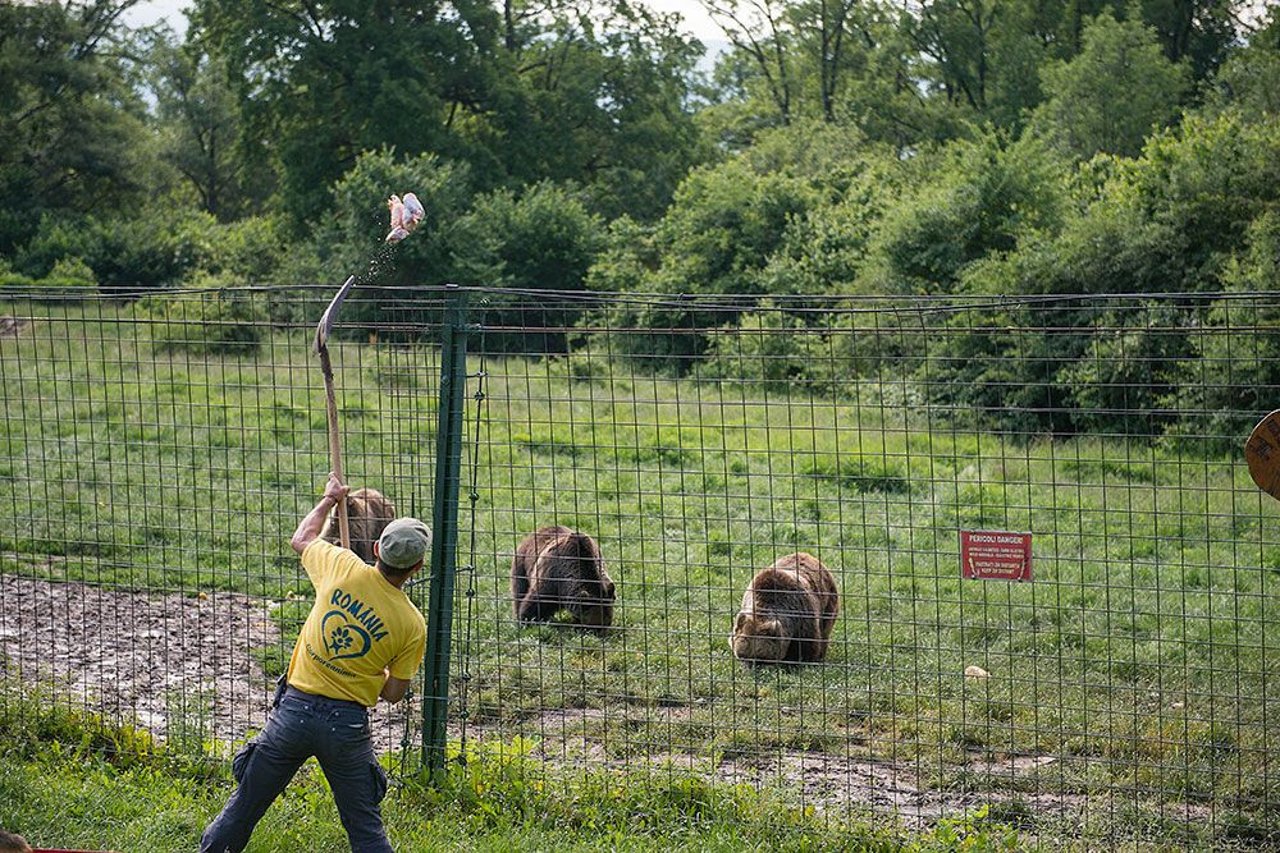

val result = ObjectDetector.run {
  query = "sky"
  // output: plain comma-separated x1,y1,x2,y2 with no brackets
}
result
123,0,728,43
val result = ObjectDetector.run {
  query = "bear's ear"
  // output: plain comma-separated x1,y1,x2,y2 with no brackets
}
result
761,618,782,636
733,612,749,633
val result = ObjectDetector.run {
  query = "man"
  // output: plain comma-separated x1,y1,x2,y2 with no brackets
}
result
202,473,429,853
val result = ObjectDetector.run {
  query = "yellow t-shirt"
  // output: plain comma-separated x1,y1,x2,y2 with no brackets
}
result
286,539,427,707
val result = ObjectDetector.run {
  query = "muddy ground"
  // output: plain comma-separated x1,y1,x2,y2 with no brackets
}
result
0,574,417,752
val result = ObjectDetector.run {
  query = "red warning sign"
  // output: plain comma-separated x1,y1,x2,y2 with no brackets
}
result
960,530,1032,582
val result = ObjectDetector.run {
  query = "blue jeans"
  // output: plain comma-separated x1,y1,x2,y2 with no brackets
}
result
201,687,392,853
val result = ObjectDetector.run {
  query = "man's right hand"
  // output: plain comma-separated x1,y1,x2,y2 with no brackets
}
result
291,472,351,555
323,472,350,504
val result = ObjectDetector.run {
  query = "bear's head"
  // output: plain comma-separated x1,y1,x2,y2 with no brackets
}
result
570,580,615,629
730,611,787,662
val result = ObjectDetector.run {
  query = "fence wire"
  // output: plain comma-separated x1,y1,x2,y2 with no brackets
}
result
1,286,1277,846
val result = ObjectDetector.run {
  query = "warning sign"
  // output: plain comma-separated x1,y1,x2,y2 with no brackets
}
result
960,530,1032,582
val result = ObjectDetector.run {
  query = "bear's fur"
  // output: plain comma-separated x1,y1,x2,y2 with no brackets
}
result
512,526,615,628
321,487,397,565
730,552,838,664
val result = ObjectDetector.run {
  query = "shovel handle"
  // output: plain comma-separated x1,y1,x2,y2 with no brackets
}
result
319,345,350,549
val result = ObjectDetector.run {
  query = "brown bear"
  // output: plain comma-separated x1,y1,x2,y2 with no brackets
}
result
730,552,838,664
321,487,397,565
511,526,615,628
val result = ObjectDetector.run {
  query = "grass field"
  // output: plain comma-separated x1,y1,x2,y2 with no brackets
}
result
2,298,1278,845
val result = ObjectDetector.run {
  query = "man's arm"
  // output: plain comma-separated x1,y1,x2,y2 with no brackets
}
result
380,671,412,704
291,472,350,555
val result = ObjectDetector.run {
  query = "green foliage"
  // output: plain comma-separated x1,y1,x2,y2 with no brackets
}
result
0,1,151,255
147,31,260,220
191,0,706,226
305,148,473,330
138,288,268,355
1032,10,1191,160
859,132,1068,293
914,805,1020,852
453,181,605,352
656,159,822,296
193,216,289,285
584,127,832,367
1058,305,1192,435
0,682,164,771
16,210,218,292
700,303,834,388
1203,8,1280,119
1166,212,1280,444
191,0,500,226
43,257,98,290
455,182,603,292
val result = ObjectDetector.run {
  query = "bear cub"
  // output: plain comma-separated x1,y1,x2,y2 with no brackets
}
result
512,526,615,628
730,552,838,664
321,487,397,565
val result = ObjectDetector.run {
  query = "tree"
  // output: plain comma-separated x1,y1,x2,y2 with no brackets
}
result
191,0,505,226
192,0,706,227
147,30,253,219
858,131,1068,293
1203,6,1280,119
1138,0,1240,79
1031,10,1191,160
451,180,605,350
704,0,798,124
0,0,151,254
482,0,709,221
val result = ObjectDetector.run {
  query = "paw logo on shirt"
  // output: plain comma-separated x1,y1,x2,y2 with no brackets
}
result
321,610,373,660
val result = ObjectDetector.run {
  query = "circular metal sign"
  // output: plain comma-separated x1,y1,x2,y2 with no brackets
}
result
1245,410,1280,500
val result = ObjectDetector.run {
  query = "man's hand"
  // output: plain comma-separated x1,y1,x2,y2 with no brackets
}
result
291,472,351,555
380,670,411,704
322,472,349,504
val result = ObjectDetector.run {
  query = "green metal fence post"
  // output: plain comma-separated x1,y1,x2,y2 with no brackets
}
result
422,284,469,774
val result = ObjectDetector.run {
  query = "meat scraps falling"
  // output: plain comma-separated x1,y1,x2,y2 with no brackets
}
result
385,192,425,244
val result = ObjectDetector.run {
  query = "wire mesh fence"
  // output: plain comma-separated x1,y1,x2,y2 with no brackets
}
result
1,285,1278,845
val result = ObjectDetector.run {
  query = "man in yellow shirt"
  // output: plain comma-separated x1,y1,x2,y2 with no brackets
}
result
202,473,429,853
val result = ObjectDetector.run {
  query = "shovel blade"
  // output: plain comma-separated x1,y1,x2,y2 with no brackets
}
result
315,275,358,352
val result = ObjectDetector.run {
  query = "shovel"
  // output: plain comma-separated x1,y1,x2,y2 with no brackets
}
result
314,275,358,549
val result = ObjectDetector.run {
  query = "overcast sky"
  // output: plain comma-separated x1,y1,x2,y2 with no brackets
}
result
123,0,727,42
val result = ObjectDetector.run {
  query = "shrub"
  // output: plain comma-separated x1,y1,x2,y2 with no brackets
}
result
451,181,605,352
43,256,97,290
139,288,268,355
16,209,217,292
699,303,834,391
858,132,1068,295
196,215,288,284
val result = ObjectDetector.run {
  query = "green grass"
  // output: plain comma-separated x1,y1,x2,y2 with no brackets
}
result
2,300,1279,843
0,694,1021,851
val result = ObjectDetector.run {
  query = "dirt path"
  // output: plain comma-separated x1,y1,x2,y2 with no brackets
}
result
0,574,416,750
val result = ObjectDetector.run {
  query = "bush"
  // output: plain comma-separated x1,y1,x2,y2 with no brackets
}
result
196,215,288,284
451,181,605,352
43,256,97,290
1165,211,1280,444
858,132,1068,294
1058,305,1192,435
699,303,834,391
139,288,268,355
301,148,475,335
16,209,217,292
0,256,35,288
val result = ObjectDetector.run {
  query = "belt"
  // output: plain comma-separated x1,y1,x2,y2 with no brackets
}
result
284,684,369,711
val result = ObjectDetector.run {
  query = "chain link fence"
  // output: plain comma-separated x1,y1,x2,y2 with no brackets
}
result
1,286,1277,845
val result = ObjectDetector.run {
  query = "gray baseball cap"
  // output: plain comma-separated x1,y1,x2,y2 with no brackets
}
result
377,517,431,570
